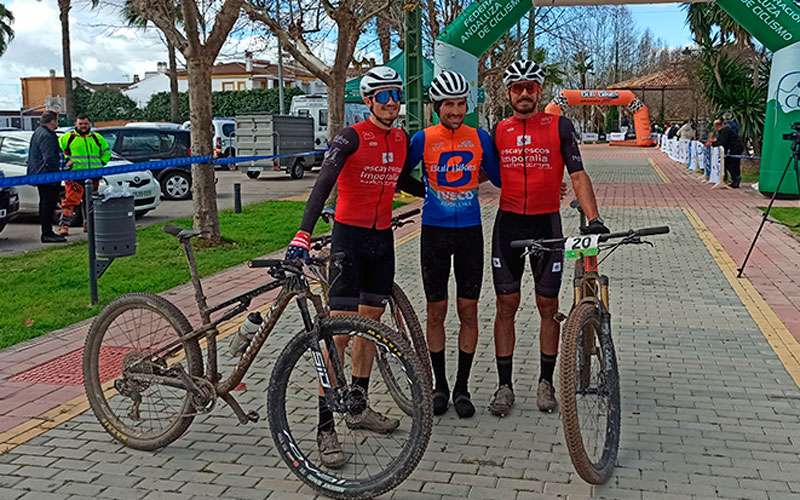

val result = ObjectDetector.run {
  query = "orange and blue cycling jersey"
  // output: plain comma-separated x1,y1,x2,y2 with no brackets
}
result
406,124,500,228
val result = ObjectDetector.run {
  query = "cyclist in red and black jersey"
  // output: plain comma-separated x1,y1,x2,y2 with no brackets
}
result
285,67,424,468
488,60,609,417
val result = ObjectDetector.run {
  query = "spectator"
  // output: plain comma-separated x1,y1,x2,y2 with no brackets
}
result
677,120,696,140
666,122,679,139
25,111,66,243
58,113,111,235
709,118,744,188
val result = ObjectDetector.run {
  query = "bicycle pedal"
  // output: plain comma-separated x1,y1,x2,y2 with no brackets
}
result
246,410,260,423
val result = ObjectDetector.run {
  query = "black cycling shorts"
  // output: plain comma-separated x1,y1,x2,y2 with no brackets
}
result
491,210,564,298
420,224,483,302
328,221,395,311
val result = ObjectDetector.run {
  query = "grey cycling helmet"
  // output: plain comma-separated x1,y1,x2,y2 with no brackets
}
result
359,66,403,97
429,70,469,102
503,60,545,87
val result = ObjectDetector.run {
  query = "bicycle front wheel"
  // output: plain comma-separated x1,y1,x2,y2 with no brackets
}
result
559,301,620,484
83,293,203,451
377,283,432,416
268,315,432,499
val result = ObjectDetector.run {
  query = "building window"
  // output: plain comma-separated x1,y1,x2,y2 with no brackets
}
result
222,82,235,91
237,81,246,91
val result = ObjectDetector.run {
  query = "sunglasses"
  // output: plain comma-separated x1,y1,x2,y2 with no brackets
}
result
509,82,541,95
371,89,402,105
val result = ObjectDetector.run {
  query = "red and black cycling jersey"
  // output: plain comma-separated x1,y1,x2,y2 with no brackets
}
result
493,113,584,215
300,119,423,233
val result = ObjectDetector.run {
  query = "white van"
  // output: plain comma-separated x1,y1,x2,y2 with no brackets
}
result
181,118,237,157
289,95,369,150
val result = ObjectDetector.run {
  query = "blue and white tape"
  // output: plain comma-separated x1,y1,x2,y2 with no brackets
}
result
0,150,323,189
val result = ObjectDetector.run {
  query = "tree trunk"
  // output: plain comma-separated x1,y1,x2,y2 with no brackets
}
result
187,57,221,243
377,17,391,64
167,40,180,123
58,0,74,122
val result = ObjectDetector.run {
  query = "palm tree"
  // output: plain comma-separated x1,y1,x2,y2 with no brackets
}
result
683,3,751,48
121,0,181,122
58,0,99,122
0,3,14,57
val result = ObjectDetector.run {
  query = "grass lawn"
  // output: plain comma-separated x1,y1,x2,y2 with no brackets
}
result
0,200,331,349
764,207,800,237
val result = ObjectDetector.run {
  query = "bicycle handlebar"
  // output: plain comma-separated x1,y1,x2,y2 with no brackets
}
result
395,208,421,221
163,224,181,236
510,225,671,249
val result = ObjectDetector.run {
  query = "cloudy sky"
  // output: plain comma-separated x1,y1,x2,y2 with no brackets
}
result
0,0,693,110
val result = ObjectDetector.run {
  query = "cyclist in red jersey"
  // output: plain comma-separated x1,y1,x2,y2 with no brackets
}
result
285,66,424,468
488,60,609,417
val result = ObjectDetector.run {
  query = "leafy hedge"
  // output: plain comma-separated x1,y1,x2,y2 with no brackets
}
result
143,87,306,122
71,85,306,123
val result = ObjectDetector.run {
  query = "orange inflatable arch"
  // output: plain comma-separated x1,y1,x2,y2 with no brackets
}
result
544,90,656,147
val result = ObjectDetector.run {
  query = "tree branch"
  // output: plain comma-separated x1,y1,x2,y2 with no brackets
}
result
206,0,244,56
131,0,188,52
243,2,333,85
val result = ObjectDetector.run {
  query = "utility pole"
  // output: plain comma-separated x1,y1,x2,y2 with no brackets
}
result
276,0,285,114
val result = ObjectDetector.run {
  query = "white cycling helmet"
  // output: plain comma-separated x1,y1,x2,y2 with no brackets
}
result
429,70,469,102
503,60,545,87
359,66,403,97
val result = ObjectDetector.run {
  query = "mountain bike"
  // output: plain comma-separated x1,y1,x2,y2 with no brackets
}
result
314,208,432,416
83,224,432,499
510,201,670,484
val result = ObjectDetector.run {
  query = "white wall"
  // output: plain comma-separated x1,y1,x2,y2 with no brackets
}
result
123,73,171,108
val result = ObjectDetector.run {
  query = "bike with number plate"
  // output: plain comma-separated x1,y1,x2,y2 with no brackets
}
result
511,200,670,484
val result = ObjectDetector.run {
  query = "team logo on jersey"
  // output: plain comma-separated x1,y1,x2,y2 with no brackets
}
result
369,141,379,147
540,115,553,125
435,151,475,188
431,142,445,152
516,135,532,146
382,152,394,164
458,139,475,148
363,131,375,140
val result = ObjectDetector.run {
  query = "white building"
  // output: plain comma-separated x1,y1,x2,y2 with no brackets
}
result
123,54,327,108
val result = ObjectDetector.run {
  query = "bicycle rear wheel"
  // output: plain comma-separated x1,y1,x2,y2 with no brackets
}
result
559,301,620,484
268,316,432,499
377,283,432,416
83,293,203,451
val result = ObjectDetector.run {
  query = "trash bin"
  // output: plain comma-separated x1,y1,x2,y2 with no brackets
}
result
94,192,136,259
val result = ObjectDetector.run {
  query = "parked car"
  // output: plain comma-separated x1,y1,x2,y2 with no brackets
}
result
0,171,20,234
0,131,161,218
96,127,192,200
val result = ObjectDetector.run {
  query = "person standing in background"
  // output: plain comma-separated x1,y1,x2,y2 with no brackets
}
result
26,111,66,243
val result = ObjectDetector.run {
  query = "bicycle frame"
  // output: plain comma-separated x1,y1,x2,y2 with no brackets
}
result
138,235,339,424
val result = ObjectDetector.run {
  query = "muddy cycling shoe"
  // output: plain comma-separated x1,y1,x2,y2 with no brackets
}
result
345,406,399,434
537,380,558,413
488,384,515,417
452,391,475,419
317,430,346,469
432,389,450,416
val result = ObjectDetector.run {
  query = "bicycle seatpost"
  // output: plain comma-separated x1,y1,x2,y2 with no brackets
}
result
181,238,210,321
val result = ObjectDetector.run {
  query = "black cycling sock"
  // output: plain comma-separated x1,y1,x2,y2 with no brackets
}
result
429,350,449,393
497,355,513,389
318,396,335,433
352,376,370,398
453,349,475,395
539,352,557,384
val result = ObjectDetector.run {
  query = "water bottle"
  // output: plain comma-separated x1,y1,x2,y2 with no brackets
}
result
228,312,263,357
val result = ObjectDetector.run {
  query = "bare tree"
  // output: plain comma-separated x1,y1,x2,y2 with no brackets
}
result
244,0,388,137
132,0,243,243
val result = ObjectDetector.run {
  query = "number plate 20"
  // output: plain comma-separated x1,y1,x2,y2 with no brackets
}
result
564,235,600,260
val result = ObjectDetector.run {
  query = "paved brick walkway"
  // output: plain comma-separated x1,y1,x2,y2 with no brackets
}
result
1,146,799,499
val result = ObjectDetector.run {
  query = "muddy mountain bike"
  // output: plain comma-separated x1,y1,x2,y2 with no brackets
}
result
511,201,669,484
314,208,432,416
82,225,432,499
